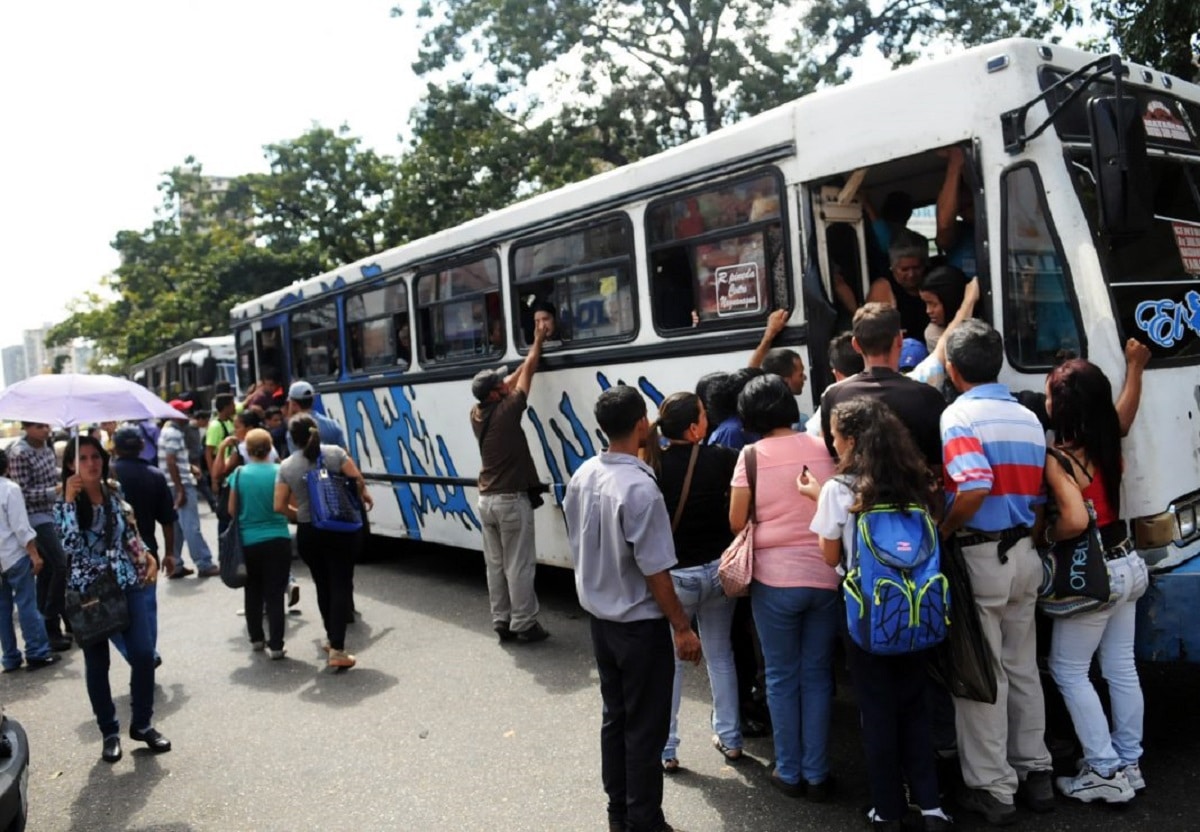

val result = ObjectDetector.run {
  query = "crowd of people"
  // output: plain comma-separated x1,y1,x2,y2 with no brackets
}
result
559,285,1153,830
0,377,373,764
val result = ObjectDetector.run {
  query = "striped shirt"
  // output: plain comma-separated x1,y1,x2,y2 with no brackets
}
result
941,383,1045,532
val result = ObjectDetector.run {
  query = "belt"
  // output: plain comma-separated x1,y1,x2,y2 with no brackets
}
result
956,526,1031,564
1105,538,1135,561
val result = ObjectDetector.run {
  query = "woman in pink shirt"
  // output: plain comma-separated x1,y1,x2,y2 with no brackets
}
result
729,375,838,800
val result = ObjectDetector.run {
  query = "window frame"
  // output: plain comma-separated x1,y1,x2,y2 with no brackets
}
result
999,161,1088,371
644,167,792,338
413,250,504,367
288,299,342,382
344,275,412,376
510,213,639,354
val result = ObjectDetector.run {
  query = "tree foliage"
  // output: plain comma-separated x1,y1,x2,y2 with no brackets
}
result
401,0,1054,154
1054,0,1199,81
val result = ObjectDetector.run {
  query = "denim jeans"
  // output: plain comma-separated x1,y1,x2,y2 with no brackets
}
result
663,560,740,760
33,521,67,635
751,581,838,785
173,483,214,571
1049,552,1149,775
478,492,539,632
82,584,156,737
111,578,159,662
0,556,51,668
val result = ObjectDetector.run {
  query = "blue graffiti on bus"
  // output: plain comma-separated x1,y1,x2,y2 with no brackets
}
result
360,263,382,278
340,385,480,537
1136,291,1200,348
527,372,665,503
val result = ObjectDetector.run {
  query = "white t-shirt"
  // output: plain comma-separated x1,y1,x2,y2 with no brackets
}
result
809,475,858,576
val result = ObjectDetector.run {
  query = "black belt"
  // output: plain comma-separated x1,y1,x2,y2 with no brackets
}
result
956,526,1032,564
1105,538,1135,561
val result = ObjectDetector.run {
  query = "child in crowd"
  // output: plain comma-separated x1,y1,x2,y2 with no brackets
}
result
799,399,951,831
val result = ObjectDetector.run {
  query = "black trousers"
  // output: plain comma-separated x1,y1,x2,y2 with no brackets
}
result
297,524,359,651
34,522,67,635
590,616,673,832
243,537,292,650
846,640,941,821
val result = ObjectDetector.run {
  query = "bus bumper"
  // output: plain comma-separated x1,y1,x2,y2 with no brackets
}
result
1136,555,1200,662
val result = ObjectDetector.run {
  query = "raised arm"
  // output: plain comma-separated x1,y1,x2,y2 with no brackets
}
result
509,323,547,397
936,146,965,251
1115,338,1150,437
748,309,788,369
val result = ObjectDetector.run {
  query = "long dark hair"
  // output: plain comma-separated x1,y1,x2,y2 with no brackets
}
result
645,392,702,476
1046,359,1122,511
287,414,321,462
921,265,968,323
830,398,934,513
61,436,116,546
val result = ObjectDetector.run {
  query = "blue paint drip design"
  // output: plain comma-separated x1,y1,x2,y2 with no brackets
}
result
360,263,383,278
340,385,480,538
1136,290,1200,349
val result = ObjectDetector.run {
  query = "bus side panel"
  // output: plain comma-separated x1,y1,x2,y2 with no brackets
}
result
1136,556,1200,662
319,348,786,566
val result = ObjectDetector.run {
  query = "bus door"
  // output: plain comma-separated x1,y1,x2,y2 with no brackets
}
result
256,314,289,386
804,182,870,396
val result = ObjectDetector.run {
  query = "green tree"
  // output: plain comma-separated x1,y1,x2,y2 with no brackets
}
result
245,124,400,270
401,0,1054,153
1055,0,1199,81
49,163,321,367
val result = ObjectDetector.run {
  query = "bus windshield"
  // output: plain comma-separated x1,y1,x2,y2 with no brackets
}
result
1069,151,1200,363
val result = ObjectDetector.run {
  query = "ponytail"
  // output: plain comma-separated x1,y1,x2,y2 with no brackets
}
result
644,419,665,476
287,414,321,462
646,392,704,476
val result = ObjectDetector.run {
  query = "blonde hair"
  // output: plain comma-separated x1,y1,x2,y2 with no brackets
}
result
244,428,274,460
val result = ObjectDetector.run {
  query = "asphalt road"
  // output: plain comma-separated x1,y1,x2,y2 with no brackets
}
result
5,508,1199,831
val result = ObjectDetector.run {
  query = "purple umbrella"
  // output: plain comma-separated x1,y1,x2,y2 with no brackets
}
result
0,373,185,429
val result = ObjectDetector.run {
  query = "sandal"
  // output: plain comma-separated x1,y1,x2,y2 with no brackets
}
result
662,758,681,774
712,735,744,762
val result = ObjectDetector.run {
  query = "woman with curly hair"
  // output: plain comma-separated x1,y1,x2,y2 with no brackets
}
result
799,398,950,831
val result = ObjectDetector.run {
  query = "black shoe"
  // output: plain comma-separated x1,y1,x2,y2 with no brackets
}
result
494,621,518,643
102,735,122,763
769,769,805,799
169,567,195,579
48,636,73,652
25,654,60,671
154,655,163,669
957,788,1016,827
1019,770,1055,813
805,774,835,803
129,726,172,753
515,621,550,643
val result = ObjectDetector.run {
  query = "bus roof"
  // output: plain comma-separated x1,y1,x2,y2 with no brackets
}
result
128,335,235,373
231,37,1196,324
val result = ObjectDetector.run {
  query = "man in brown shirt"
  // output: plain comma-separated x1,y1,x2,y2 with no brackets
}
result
469,321,549,644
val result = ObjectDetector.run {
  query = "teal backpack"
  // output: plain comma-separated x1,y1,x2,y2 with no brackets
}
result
844,503,950,655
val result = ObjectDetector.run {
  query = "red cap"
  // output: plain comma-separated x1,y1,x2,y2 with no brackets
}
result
168,399,194,414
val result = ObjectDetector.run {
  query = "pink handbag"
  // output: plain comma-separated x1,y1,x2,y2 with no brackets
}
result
717,446,757,597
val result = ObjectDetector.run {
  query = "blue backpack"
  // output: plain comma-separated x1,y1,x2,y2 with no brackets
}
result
844,503,950,655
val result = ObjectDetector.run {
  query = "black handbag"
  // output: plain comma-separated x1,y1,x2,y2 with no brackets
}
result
1037,448,1113,618
219,471,248,588
64,568,130,648
929,538,998,704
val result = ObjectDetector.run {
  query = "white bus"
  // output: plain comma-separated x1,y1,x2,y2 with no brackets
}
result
129,336,239,411
232,38,1200,660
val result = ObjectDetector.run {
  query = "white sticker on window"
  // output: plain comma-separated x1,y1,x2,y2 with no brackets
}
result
715,263,763,316
1144,100,1193,144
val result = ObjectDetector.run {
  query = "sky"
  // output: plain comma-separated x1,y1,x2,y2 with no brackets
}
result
0,0,421,352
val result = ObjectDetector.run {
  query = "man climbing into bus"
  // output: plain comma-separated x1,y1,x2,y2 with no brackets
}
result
469,315,550,644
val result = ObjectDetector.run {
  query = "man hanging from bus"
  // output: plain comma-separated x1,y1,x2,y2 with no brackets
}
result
469,315,551,644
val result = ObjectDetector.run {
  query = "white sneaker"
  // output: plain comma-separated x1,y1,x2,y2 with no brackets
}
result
1121,763,1145,791
268,648,287,660
1056,765,1135,804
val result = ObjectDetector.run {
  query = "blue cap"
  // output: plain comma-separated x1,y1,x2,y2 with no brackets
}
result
899,337,929,372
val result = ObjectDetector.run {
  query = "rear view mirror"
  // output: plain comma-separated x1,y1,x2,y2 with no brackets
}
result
1088,95,1153,237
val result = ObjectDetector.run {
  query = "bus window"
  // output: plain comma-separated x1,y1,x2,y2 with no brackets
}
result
235,327,255,391
346,279,411,373
512,217,635,348
256,327,286,388
1001,164,1083,368
1070,152,1200,363
647,171,788,332
290,301,340,380
416,255,502,363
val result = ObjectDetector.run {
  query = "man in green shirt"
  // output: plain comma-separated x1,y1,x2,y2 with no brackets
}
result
205,393,237,532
